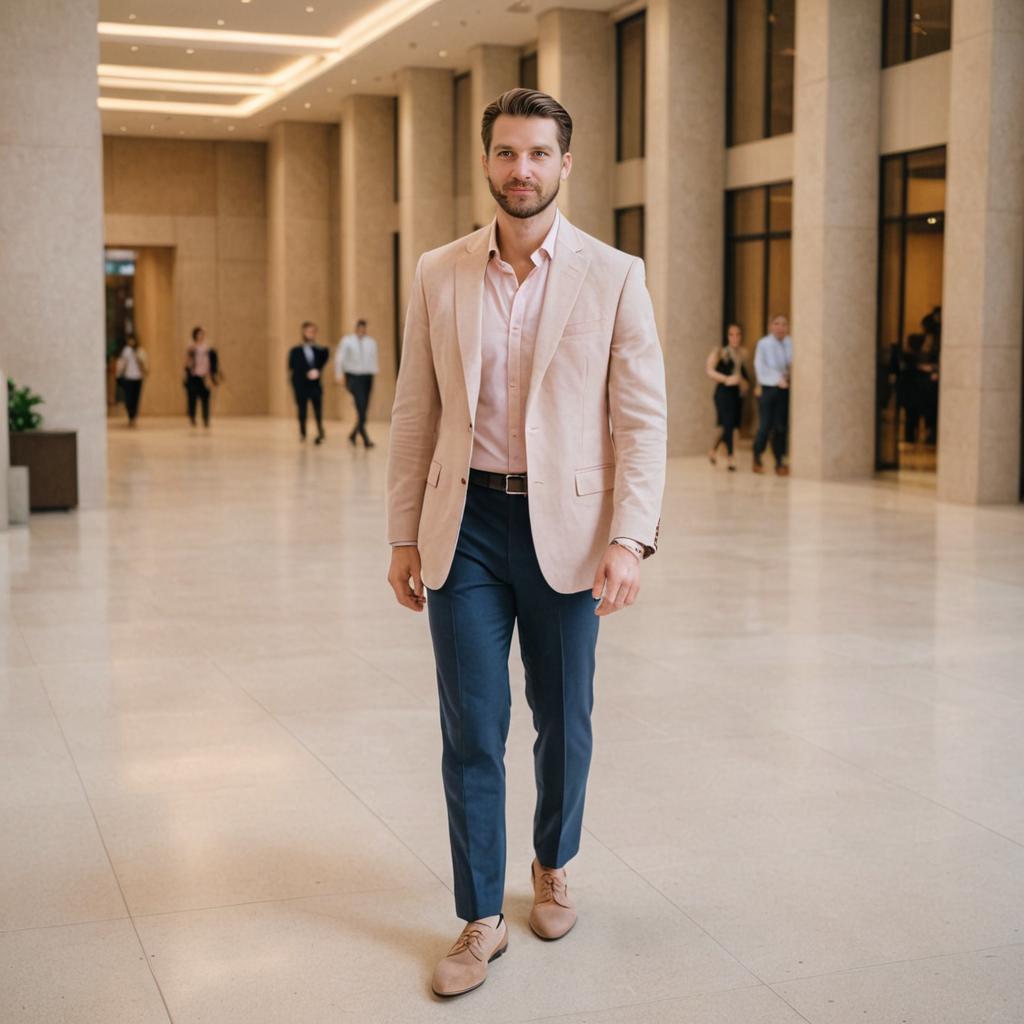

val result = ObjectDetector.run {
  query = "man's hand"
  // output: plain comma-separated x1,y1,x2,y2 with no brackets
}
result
388,546,426,612
591,544,641,616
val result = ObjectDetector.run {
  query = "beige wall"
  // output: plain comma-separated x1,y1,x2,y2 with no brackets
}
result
104,137,269,416
2,0,107,507
267,123,337,420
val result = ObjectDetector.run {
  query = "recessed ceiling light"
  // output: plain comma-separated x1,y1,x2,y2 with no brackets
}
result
179,130,185,135
350,77,357,85
217,19,225,25
128,13,136,19
185,48,195,54
326,86,333,92
438,50,448,57
119,125,127,132
228,125,236,131
431,19,441,26
304,101,311,108
130,45,139,51
241,0,252,4
305,4,315,10
148,124,155,130
280,105,287,110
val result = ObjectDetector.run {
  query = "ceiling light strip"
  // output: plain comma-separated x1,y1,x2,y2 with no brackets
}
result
99,77,271,96
97,22,337,53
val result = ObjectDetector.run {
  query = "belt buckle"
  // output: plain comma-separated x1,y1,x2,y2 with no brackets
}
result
504,474,527,496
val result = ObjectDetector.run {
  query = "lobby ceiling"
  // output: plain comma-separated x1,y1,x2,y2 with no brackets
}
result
98,0,631,141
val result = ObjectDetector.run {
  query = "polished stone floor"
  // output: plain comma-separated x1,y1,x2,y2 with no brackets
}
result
2,416,1024,1023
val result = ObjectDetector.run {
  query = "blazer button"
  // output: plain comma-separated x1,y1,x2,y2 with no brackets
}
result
461,477,467,485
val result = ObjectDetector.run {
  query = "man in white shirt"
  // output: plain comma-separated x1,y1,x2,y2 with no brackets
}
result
335,318,379,448
752,314,793,476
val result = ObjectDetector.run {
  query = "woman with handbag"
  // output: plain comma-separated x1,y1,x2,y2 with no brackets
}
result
115,334,148,427
706,323,750,472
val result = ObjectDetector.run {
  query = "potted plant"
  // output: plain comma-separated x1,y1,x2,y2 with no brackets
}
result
7,379,78,511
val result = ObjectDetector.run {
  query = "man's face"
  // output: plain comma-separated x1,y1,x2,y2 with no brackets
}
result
303,324,317,342
482,115,571,221
356,324,366,337
771,318,788,339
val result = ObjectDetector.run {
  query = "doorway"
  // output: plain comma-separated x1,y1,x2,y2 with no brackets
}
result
876,147,946,476
104,246,177,421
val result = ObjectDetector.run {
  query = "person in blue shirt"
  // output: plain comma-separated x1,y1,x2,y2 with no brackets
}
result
752,314,793,475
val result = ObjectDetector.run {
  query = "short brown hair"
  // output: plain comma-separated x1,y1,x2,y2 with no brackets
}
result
481,88,573,156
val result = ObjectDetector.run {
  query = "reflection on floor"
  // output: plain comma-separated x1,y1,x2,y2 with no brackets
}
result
3,416,1024,1024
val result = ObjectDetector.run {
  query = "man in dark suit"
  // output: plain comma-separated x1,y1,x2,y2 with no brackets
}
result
288,320,328,444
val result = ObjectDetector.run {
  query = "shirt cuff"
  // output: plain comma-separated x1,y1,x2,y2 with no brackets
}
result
611,537,644,561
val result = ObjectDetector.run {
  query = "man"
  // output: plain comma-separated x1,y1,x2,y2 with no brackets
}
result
334,318,379,448
752,314,793,475
287,321,328,444
386,89,666,998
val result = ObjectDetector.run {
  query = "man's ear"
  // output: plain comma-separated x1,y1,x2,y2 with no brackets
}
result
561,152,573,180
480,150,489,175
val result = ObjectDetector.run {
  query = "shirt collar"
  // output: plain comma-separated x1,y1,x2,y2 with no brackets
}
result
488,208,561,266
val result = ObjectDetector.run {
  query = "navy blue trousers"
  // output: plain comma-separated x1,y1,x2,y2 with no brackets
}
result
427,484,600,921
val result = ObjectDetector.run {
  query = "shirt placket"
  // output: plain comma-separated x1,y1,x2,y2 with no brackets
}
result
506,267,531,473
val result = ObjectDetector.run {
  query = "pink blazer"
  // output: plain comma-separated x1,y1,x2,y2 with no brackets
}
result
386,215,667,594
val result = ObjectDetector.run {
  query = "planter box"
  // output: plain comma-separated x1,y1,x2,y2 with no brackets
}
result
8,430,78,511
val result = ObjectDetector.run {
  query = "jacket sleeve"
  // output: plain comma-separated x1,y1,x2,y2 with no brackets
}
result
385,256,442,545
607,258,667,556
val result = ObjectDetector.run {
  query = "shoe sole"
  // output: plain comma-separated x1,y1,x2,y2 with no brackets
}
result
431,937,508,998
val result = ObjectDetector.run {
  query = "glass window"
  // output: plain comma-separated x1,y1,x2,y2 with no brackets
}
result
725,183,792,341
883,0,952,68
616,12,645,161
520,52,538,91
875,147,946,472
728,0,795,145
615,206,645,259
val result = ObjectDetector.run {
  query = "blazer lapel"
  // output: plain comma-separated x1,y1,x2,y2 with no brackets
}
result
527,218,590,413
454,225,491,417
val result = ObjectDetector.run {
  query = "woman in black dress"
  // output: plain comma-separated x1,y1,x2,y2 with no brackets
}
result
706,323,750,471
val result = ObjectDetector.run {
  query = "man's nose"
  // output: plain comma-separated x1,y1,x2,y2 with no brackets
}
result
512,157,534,179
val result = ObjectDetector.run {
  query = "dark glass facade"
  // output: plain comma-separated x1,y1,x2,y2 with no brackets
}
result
876,147,946,471
883,0,952,67
727,0,795,146
616,12,645,161
724,183,792,342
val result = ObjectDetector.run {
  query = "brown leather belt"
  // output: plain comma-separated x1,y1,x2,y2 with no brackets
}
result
468,469,528,495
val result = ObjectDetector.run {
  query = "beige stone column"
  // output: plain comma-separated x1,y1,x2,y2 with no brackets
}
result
469,45,521,229
937,0,1024,503
645,0,726,455
266,122,336,418
398,68,454,317
339,95,398,422
537,8,614,243
0,0,106,506
790,0,881,479
0,371,8,529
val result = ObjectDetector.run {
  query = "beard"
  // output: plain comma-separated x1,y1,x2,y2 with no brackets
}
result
487,174,560,220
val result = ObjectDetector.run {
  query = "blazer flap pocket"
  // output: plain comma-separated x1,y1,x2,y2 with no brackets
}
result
427,460,442,488
575,463,615,496
561,317,608,337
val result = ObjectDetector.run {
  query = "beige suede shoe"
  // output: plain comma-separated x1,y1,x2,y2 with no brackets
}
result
431,916,508,998
528,859,577,940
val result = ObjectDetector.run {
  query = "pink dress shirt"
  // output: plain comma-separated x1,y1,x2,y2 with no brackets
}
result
470,211,561,474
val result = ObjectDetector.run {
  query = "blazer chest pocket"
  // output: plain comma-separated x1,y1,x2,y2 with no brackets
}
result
561,317,608,338
427,460,442,487
575,463,615,496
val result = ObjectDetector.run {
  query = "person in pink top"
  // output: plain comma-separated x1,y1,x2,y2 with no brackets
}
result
184,325,220,428
385,89,667,997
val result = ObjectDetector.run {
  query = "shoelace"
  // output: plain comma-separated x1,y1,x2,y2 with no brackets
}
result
537,869,567,904
448,924,488,959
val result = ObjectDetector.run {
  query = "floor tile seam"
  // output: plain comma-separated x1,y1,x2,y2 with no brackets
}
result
515,979,782,1024
127,878,450,925
213,679,452,893
580,824,765,988
763,938,1024,988
0,912,132,937
782,729,1024,852
31,675,178,1024
322,644,437,708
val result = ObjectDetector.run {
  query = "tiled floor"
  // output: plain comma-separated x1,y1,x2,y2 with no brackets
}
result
2,416,1023,1023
